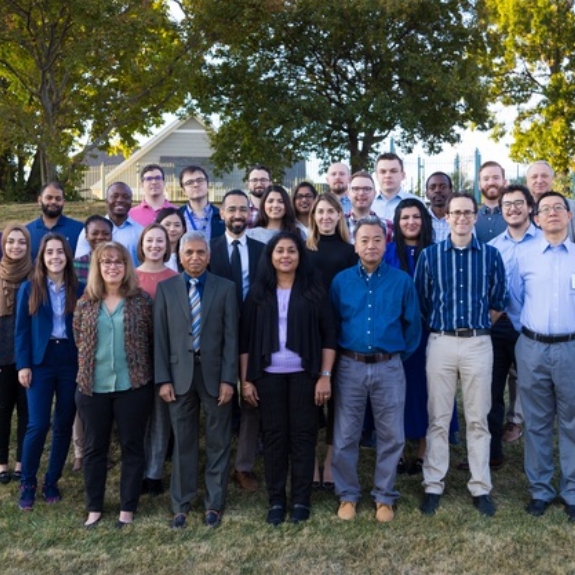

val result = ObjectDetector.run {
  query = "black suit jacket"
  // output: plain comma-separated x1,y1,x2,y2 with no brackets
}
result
209,235,265,308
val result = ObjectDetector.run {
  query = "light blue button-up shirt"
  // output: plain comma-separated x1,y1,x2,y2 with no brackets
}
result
47,279,67,339
509,235,575,335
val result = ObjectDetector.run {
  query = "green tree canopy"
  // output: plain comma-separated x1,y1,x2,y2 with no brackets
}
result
480,0,575,176
0,0,189,197
181,0,490,175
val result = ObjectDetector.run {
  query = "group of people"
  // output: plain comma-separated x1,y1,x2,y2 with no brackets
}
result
0,154,574,529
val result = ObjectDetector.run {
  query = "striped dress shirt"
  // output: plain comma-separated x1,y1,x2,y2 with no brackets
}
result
414,235,507,331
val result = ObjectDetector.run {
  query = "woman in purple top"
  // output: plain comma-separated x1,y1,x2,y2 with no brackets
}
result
240,232,336,525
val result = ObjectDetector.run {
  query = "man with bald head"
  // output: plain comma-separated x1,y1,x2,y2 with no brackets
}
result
74,181,143,265
526,160,575,241
326,162,352,213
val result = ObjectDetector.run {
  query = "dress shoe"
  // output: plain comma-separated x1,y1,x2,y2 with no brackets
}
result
322,481,335,491
0,471,11,485
11,470,21,481
115,520,132,529
525,499,549,517
396,458,407,475
84,515,102,529
502,422,523,442
375,503,394,523
408,458,424,476
233,469,259,492
42,483,62,504
473,494,496,517
266,505,285,526
205,510,222,528
420,493,441,515
291,504,310,524
72,458,83,472
18,485,36,511
170,513,187,529
456,458,504,471
337,501,357,521
565,504,575,522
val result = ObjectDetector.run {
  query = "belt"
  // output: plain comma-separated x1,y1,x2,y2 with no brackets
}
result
522,327,575,344
339,349,394,363
431,329,491,338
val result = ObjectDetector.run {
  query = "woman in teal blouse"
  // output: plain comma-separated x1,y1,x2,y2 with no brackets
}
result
74,241,153,528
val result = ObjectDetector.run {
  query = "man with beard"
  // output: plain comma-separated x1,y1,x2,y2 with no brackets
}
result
526,160,575,242
326,162,352,213
73,182,143,265
26,182,84,261
209,189,265,492
246,164,272,228
425,172,452,243
475,161,508,243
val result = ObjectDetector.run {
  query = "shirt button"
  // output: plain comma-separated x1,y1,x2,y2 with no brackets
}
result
367,331,371,334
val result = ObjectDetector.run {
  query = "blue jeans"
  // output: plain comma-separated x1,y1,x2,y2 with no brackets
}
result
21,339,77,487
332,354,406,505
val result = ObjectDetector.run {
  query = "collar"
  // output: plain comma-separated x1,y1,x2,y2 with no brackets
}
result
357,260,384,278
479,204,502,215
225,232,247,247
47,278,65,293
444,234,481,252
538,234,575,254
184,270,207,287
375,188,405,202
502,223,540,242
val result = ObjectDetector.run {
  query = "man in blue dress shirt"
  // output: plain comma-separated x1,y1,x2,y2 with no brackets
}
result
26,182,84,261
509,191,575,521
330,216,421,523
414,191,507,517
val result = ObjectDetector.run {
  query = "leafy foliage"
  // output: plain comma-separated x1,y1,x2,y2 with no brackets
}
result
480,0,575,175
0,0,189,197
181,0,491,175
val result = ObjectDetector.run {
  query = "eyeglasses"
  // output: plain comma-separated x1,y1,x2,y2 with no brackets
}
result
538,204,567,215
249,178,270,184
502,199,526,210
142,175,164,183
448,210,476,219
99,260,125,268
350,186,373,194
294,194,315,201
183,177,207,186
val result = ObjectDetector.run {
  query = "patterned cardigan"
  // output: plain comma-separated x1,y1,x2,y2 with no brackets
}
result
73,290,153,395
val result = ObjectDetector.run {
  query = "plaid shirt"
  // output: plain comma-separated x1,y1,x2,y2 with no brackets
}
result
345,211,394,244
247,200,260,229
73,253,91,284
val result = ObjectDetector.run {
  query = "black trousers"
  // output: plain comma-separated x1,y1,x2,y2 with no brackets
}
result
76,385,153,512
0,363,28,464
256,371,317,507
488,318,519,460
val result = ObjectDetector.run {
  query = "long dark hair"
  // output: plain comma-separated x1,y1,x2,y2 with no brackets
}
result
255,185,299,234
393,199,434,273
251,232,324,304
29,232,78,315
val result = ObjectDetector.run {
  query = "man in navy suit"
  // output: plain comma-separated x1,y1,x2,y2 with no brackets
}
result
177,165,225,239
210,189,265,492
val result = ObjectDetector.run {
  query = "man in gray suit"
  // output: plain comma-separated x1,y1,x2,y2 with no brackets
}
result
154,230,239,529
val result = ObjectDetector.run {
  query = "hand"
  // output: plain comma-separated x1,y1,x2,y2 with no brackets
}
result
314,376,331,406
242,381,259,407
159,383,176,403
218,383,233,406
18,368,32,388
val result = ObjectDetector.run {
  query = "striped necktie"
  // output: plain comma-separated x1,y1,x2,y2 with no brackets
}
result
189,278,201,352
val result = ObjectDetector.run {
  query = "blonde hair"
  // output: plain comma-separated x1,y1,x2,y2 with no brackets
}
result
306,192,350,250
84,242,140,300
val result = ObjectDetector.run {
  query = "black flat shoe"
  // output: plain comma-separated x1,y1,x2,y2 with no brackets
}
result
312,481,322,490
84,517,102,529
0,471,11,485
115,520,132,529
322,481,335,491
266,505,285,526
11,470,22,481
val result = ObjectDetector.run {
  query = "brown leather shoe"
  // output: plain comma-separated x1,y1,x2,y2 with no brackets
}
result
375,503,394,523
73,458,83,472
337,501,357,520
233,470,258,492
502,422,523,442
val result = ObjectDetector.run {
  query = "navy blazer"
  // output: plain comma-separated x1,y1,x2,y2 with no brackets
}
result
178,203,225,239
15,280,85,369
209,235,265,308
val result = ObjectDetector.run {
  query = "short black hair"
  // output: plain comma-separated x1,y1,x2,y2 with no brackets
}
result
84,214,113,233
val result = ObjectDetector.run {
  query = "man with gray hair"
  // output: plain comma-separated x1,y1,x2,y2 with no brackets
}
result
330,216,421,523
526,160,575,241
154,230,239,529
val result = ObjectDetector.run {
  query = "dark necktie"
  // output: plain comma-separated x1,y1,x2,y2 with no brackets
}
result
231,239,243,304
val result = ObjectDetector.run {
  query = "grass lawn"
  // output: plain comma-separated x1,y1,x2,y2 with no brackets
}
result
0,202,574,574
